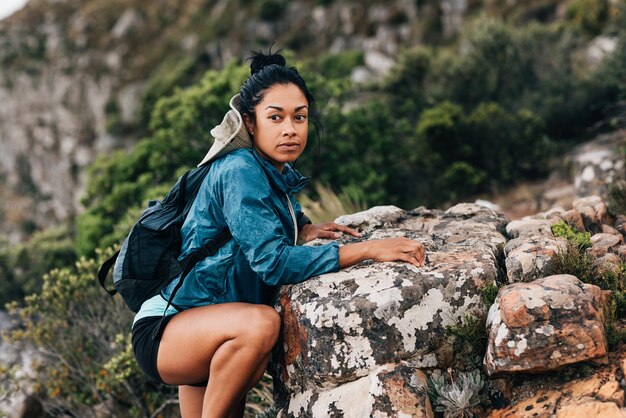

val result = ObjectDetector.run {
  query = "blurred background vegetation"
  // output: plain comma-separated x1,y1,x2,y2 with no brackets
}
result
1,0,626,416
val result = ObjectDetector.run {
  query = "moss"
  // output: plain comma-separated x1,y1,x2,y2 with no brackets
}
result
551,220,591,249
481,282,500,308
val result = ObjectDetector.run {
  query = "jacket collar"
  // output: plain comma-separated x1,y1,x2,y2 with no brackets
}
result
251,148,309,195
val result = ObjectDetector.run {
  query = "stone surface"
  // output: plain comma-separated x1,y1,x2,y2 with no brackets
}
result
572,132,625,200
281,363,434,418
272,204,508,414
484,275,610,376
560,209,586,233
506,219,555,239
590,233,623,257
488,353,626,417
572,196,612,233
504,236,567,282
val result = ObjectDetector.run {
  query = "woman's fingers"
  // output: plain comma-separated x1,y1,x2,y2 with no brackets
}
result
323,223,361,237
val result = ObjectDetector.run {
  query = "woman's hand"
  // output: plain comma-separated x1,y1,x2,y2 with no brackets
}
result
368,237,425,267
299,222,361,242
339,237,425,268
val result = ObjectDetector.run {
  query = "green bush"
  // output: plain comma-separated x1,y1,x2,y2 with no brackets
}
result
566,0,609,36
0,227,77,306
6,251,178,417
551,220,591,249
76,61,248,256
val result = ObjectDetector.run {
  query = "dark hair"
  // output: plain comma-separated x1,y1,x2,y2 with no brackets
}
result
239,46,323,148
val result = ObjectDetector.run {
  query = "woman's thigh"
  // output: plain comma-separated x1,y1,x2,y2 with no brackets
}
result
157,302,279,385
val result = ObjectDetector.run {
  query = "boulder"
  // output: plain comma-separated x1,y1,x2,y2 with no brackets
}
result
504,236,567,283
272,204,508,415
484,275,610,376
572,196,612,233
590,233,623,257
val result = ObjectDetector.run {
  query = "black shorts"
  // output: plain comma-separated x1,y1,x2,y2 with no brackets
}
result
132,315,209,387
131,315,177,385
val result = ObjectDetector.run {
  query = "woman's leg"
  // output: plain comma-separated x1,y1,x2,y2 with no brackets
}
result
157,302,280,418
179,386,245,418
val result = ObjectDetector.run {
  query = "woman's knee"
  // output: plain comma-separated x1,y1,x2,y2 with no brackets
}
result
242,305,281,352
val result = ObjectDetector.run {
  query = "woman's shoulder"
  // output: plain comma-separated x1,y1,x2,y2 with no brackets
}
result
209,148,268,188
211,148,259,173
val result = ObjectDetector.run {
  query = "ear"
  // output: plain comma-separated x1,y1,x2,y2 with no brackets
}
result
243,114,255,137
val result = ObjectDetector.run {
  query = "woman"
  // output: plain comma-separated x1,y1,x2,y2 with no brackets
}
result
132,50,425,418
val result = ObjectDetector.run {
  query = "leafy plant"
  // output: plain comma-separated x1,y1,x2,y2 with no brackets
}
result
445,311,488,369
5,250,177,417
551,220,591,249
481,282,500,308
428,369,486,418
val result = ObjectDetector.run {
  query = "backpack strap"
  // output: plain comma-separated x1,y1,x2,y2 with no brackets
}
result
97,250,120,296
151,227,233,339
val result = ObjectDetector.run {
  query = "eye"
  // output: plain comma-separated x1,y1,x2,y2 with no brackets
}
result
269,114,282,121
295,114,308,121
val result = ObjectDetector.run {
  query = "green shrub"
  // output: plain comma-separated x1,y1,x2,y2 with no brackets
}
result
566,0,609,36
445,311,488,369
76,62,248,256
551,220,591,249
6,251,177,417
481,282,500,308
0,227,77,306
317,50,364,79
607,179,626,216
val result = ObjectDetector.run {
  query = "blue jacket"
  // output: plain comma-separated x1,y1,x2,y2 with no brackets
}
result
160,148,340,309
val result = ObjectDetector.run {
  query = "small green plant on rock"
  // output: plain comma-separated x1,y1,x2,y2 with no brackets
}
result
551,220,591,249
481,282,500,308
428,369,486,418
445,311,488,369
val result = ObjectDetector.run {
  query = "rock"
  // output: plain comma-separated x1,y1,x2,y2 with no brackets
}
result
560,209,586,233
111,9,144,39
572,132,624,200
505,219,555,239
484,275,609,376
364,49,395,76
572,196,611,233
487,365,626,417
590,233,623,257
335,205,406,232
280,363,434,417
593,252,622,274
601,224,622,237
504,236,567,282
555,399,626,418
272,203,508,414
586,36,618,66
10,395,43,418
615,215,626,237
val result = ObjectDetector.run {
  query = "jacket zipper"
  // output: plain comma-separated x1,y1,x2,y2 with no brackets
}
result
285,193,298,245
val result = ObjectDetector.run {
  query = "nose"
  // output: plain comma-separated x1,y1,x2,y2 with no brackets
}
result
282,118,297,137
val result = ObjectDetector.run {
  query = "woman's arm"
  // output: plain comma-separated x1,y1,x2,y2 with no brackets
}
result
300,223,425,268
339,237,425,268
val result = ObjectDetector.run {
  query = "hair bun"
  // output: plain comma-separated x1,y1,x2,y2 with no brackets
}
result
248,47,286,75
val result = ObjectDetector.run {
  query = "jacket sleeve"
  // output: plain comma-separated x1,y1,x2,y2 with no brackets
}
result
216,160,340,286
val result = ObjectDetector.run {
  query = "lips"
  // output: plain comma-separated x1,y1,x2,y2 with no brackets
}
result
278,142,300,150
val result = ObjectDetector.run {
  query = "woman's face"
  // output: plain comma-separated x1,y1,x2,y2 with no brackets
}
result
244,83,309,172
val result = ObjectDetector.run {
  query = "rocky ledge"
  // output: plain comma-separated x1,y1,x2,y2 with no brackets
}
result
270,197,626,417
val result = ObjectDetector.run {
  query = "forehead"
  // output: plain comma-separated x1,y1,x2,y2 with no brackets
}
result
259,83,308,109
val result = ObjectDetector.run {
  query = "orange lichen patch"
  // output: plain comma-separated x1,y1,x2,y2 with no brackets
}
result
499,292,534,328
280,294,301,367
383,375,433,418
